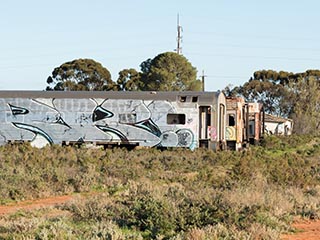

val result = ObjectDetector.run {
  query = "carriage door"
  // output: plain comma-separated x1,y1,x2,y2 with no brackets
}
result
199,106,211,148
219,104,225,143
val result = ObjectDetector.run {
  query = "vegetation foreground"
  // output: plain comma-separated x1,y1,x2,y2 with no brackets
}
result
0,135,320,239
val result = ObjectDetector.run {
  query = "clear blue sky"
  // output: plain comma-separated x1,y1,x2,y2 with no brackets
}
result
1,0,319,91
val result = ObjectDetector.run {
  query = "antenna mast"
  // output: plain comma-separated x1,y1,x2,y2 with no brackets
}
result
176,14,182,54
201,70,207,91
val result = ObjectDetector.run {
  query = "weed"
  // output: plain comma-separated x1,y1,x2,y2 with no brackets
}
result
0,135,320,238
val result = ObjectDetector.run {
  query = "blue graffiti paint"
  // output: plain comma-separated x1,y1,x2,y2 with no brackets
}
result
8,104,29,115
12,122,53,144
95,125,129,143
92,105,114,122
133,119,162,137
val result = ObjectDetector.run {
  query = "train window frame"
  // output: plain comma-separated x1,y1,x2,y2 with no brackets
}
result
167,113,186,125
228,114,236,126
179,96,187,102
119,113,137,124
192,96,198,102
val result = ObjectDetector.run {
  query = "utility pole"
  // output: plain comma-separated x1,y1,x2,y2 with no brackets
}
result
201,70,206,91
176,14,182,55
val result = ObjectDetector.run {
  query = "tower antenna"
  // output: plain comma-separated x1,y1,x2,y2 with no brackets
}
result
201,70,207,91
176,14,183,54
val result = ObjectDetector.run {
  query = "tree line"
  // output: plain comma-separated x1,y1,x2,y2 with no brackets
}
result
46,52,202,92
46,53,320,135
225,69,320,135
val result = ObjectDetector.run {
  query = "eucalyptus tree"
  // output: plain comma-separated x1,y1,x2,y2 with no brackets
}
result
116,68,143,91
226,69,320,134
140,52,202,91
46,59,115,91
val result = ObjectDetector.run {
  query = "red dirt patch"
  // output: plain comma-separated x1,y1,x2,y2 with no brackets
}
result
281,219,320,240
1,195,320,239
0,195,73,215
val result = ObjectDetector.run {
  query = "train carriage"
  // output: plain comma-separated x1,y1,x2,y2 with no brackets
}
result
226,97,265,150
0,91,226,150
248,102,265,145
226,97,249,150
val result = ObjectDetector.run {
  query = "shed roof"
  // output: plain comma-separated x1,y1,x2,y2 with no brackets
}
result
264,114,292,124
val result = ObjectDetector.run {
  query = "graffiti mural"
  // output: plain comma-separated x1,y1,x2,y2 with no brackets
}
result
226,126,236,141
9,104,29,116
0,98,198,149
12,122,53,147
208,126,217,141
92,99,114,122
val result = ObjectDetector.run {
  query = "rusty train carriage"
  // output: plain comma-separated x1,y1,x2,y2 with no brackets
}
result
0,91,226,150
226,97,249,150
248,102,265,145
226,97,265,150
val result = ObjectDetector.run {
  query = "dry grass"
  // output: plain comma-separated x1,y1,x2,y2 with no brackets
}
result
0,135,319,239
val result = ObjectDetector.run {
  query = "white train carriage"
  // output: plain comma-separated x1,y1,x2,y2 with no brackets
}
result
0,91,226,150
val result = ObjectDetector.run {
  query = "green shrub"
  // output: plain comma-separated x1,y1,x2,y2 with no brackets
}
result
0,135,320,238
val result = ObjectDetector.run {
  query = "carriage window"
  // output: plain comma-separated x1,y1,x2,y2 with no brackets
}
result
119,113,137,124
228,114,235,126
167,114,186,125
192,96,198,102
179,96,187,102
249,123,255,135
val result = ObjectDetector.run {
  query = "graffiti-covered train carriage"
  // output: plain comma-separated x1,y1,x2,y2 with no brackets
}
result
0,91,227,150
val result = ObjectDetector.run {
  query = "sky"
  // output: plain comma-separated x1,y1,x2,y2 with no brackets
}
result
0,0,319,91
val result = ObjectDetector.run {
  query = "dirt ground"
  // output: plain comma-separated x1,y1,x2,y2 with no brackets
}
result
0,195,319,240
281,219,320,240
0,195,74,215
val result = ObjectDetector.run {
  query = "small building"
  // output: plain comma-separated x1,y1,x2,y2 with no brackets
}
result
264,114,293,136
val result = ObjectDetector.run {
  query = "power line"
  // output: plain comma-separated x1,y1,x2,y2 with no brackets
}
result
184,42,320,53
186,31,320,42
185,52,320,62
205,75,249,79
